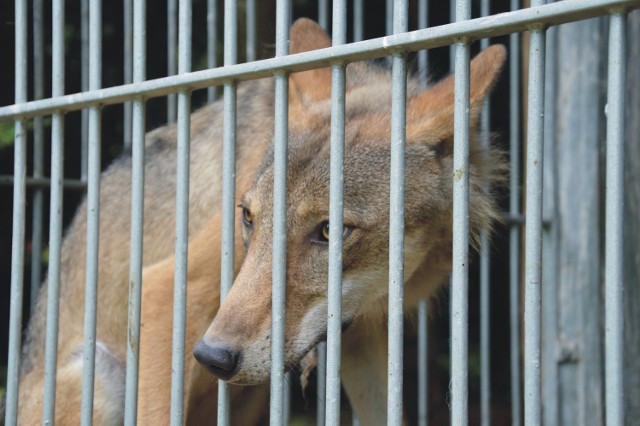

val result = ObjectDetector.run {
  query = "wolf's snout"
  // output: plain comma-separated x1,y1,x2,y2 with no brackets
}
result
193,339,240,380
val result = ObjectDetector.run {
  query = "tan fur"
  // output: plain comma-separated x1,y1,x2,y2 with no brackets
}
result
17,17,505,425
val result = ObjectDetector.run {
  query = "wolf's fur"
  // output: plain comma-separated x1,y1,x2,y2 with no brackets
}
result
17,18,505,425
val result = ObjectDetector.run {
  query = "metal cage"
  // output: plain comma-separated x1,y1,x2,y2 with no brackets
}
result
1,0,639,425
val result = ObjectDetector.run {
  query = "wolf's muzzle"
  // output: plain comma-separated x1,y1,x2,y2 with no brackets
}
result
193,338,240,381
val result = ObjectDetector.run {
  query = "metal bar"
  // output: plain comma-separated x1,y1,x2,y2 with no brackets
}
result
316,342,327,425
123,0,146,423
0,176,87,189
218,0,238,423
451,2,471,425
417,299,428,426
4,0,28,422
80,0,103,423
168,0,178,122
541,22,558,426
124,0,133,150
3,0,639,122
30,0,45,313
388,1,408,425
605,11,626,426
524,2,546,423
417,0,428,81
207,0,217,101
169,0,192,423
386,0,393,35
479,3,491,426
509,1,522,425
325,0,347,423
246,0,256,61
81,0,89,179
319,0,328,30
270,1,290,423
417,4,429,425
450,1,456,71
42,0,66,420
353,0,363,42
284,372,292,425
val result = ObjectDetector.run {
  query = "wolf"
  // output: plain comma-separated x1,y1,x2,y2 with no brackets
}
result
16,17,505,424
189,19,507,424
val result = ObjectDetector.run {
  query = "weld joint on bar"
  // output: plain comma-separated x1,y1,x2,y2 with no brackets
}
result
527,23,548,32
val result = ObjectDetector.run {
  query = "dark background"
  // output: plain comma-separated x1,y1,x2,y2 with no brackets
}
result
0,0,517,424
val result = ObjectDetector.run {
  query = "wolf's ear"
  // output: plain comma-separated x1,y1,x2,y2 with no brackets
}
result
407,45,507,154
289,18,332,102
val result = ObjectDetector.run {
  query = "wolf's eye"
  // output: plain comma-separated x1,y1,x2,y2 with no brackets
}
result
242,207,253,227
317,221,351,243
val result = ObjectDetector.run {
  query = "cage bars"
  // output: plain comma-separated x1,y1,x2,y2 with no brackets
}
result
122,0,146,424
324,0,347,423
168,0,192,423
523,2,546,424
4,0,28,423
41,0,66,421
79,0,104,423
270,1,291,423
604,11,626,426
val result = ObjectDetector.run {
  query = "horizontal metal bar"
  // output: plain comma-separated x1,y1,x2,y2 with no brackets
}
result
0,176,87,189
1,0,638,122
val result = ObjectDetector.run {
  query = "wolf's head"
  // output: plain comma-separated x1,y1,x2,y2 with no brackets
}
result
194,19,506,385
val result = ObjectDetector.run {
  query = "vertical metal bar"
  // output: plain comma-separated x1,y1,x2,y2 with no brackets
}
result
508,2,521,426
541,22,558,426
42,0,66,421
316,342,327,425
4,0,28,423
417,0,428,80
124,0,133,150
449,1,456,71
605,11,626,426
451,0,471,424
417,299,428,426
524,1,546,423
270,1,290,423
479,3,491,426
207,0,217,101
81,0,89,180
217,0,238,423
318,0,328,30
167,0,178,122
80,0,103,423
325,1,347,423
30,0,45,313
386,0,393,35
81,0,102,425
284,372,292,425
169,0,192,424
246,0,256,62
417,4,429,424
353,0,363,42
123,0,146,423
388,1,408,425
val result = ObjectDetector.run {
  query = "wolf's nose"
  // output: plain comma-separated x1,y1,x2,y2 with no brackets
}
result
193,339,239,380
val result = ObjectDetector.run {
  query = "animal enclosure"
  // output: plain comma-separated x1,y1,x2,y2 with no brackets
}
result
1,0,639,425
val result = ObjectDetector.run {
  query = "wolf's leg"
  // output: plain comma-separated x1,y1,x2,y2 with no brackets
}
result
137,250,221,423
341,316,396,426
137,259,185,423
